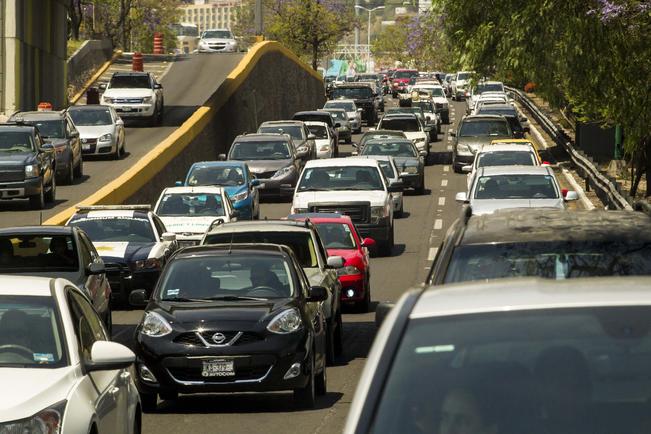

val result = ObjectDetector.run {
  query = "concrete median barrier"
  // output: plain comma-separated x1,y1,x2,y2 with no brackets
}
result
44,41,325,225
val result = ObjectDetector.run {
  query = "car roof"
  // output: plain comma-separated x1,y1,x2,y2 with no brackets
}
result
478,104,515,111
71,209,150,219
478,80,504,86
460,209,651,245
412,276,651,319
353,155,396,164
381,113,418,120
191,161,247,168
365,137,413,145
259,120,304,126
0,226,75,236
304,157,380,168
294,111,330,117
462,114,510,122
361,130,406,137
333,83,372,88
206,220,312,234
112,71,149,77
490,139,534,145
67,105,110,112
175,243,292,258
479,144,536,152
479,165,551,176
304,121,329,127
287,213,353,223
161,186,225,195
234,133,290,142
0,275,55,297
0,125,36,132
325,99,355,104
13,111,66,120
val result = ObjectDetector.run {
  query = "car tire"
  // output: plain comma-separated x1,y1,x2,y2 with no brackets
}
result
453,163,462,174
140,392,158,413
396,202,404,218
62,160,74,185
45,175,56,203
315,361,327,396
160,391,178,402
334,311,343,357
443,116,449,124
357,281,371,313
325,320,336,366
133,408,142,434
29,182,45,209
114,141,122,160
157,103,164,125
104,307,113,338
74,157,83,179
416,177,425,195
381,225,394,257
294,354,316,408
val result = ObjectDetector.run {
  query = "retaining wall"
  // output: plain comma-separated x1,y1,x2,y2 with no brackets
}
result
67,39,114,97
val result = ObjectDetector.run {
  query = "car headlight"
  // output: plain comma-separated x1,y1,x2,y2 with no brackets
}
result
272,166,293,179
0,400,67,433
134,258,161,270
141,311,173,337
404,166,418,174
267,308,303,334
103,96,114,103
370,205,389,220
24,164,40,178
337,265,362,276
98,133,112,142
457,143,471,153
231,190,249,202
142,97,152,104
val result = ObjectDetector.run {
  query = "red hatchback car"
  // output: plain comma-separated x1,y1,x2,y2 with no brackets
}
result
288,213,375,312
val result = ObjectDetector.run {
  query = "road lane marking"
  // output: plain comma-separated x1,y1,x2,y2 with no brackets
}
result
428,247,439,261
441,179,448,187
444,165,450,172
434,219,443,230
438,197,446,206
447,145,452,150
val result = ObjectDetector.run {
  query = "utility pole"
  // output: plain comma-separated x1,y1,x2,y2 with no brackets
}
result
354,0,360,55
254,0,263,41
355,5,384,72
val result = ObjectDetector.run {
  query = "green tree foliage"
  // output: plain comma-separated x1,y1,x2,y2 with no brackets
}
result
434,0,651,195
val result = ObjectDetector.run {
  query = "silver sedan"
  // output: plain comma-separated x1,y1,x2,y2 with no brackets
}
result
67,105,126,159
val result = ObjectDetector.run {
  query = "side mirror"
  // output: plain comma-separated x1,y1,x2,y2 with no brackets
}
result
335,122,341,128
419,150,427,157
41,142,54,150
388,181,404,192
250,179,261,187
218,153,227,161
351,150,359,156
461,165,473,173
86,341,135,372
308,286,328,302
565,190,579,201
116,118,124,127
161,232,177,242
375,301,395,327
154,83,163,90
357,108,364,112
175,180,183,186
69,130,80,138
326,256,344,269
87,262,106,275
98,83,107,90
230,209,240,219
128,289,149,307
307,134,316,140
455,192,468,202
361,237,376,248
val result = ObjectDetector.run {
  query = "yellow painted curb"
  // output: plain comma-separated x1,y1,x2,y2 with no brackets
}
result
70,50,123,105
45,41,322,226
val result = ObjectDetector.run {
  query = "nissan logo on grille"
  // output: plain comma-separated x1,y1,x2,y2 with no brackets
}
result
212,332,227,344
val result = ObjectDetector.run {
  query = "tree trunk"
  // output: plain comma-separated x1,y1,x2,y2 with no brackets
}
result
645,137,651,197
69,0,82,40
312,40,318,70
631,145,647,198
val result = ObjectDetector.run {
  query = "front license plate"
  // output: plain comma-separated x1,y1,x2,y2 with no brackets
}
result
82,144,90,151
121,107,133,112
201,359,235,377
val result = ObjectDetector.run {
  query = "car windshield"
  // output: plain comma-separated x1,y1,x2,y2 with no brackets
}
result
377,160,396,179
445,241,651,282
362,141,417,157
315,223,356,249
158,255,294,300
229,141,291,160
68,109,113,126
0,296,67,368
415,101,435,112
202,30,232,39
478,107,518,117
360,132,406,147
460,120,510,137
258,125,303,141
156,193,225,217
0,131,34,152
307,124,328,139
68,216,156,243
369,305,651,434
430,88,445,97
109,75,150,89
25,120,65,138
187,166,245,186
474,174,558,200
325,101,355,111
379,118,420,132
477,151,537,167
324,110,346,121
0,235,79,272
298,166,384,191
457,72,470,80
477,83,504,93
204,232,318,268
331,87,373,99
394,71,418,79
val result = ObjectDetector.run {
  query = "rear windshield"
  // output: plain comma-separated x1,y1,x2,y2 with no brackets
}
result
186,166,245,186
459,120,510,137
457,72,470,80
476,151,536,167
362,142,417,158
324,101,355,111
0,131,35,152
331,87,373,99
25,120,65,139
203,232,318,268
0,235,78,272
474,174,558,200
394,71,418,79
298,166,384,192
314,223,356,249
156,193,225,217
379,118,420,132
258,125,303,141
229,141,291,160
477,83,504,93
445,241,651,283
68,216,156,243
307,124,328,139
109,75,150,89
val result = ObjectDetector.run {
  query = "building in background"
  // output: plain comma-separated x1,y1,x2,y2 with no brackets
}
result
179,0,243,34
0,0,68,115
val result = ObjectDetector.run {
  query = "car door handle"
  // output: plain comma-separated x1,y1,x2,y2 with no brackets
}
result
109,386,120,397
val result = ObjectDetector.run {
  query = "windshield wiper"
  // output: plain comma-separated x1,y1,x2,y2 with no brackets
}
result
204,295,269,301
298,187,329,191
161,296,211,302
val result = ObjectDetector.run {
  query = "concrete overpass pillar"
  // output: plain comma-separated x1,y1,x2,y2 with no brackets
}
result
0,0,68,115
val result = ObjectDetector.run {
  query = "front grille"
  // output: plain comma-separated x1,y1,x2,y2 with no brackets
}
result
310,202,370,223
208,43,226,49
254,171,276,179
114,98,144,104
104,262,131,295
167,365,270,383
0,169,25,182
174,331,264,347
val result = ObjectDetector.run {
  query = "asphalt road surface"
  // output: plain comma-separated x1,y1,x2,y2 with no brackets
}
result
110,96,474,434
0,53,244,228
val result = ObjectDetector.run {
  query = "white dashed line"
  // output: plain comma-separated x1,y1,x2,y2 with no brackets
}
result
443,166,450,172
434,219,443,230
447,145,452,151
428,247,439,261
438,197,446,206
441,179,448,187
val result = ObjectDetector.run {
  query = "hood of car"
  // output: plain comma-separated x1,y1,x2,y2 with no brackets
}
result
457,136,499,153
392,156,420,169
245,160,292,174
327,248,363,264
160,216,227,235
200,37,235,44
0,152,35,164
432,96,448,104
294,190,388,208
223,184,248,197
92,241,154,263
103,88,154,98
0,366,75,422
43,138,69,148
403,131,426,141
76,124,115,138
470,200,565,215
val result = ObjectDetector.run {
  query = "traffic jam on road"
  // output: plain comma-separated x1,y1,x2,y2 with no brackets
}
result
2,63,651,434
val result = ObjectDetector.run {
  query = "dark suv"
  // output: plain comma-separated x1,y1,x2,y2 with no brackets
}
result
451,114,512,172
427,208,651,285
330,84,380,124
0,123,56,209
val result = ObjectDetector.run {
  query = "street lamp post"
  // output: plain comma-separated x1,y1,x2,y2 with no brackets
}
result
355,5,385,72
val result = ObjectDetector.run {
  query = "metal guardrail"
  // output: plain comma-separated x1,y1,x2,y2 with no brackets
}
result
505,86,633,210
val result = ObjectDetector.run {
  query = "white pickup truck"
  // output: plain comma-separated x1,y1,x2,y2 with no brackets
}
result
291,158,403,256
100,72,164,125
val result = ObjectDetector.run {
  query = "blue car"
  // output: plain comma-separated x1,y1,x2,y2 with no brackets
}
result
178,161,260,220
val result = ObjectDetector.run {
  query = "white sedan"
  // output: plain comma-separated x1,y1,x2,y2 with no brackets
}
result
0,275,140,433
305,121,336,158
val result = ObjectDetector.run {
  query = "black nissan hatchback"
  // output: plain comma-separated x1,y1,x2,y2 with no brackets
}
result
130,243,328,411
